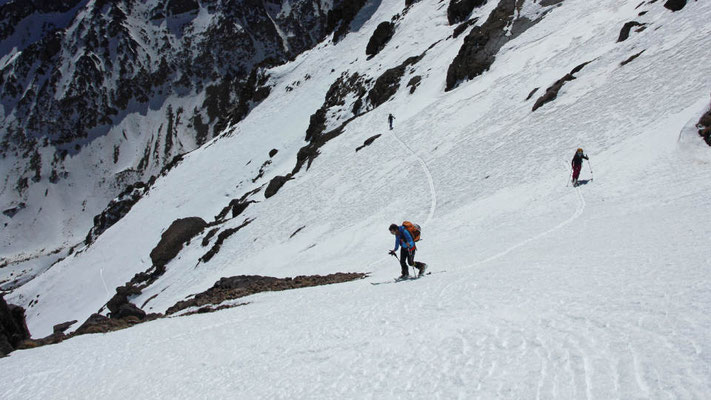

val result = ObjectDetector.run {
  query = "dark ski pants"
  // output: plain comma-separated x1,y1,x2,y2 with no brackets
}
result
572,164,582,181
400,247,425,276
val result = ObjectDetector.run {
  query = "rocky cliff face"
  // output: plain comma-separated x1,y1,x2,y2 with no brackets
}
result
0,0,358,262
1,0,341,157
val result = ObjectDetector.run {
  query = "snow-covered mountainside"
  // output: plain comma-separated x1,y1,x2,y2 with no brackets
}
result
0,0,359,276
2,0,711,398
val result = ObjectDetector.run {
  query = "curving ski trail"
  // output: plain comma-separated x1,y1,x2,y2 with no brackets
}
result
99,267,111,298
468,187,586,268
365,127,438,272
389,128,437,225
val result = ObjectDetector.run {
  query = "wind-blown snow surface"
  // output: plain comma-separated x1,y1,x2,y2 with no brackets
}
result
2,0,711,398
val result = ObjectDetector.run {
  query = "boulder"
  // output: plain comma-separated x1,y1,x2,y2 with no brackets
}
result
116,303,146,320
617,21,643,42
150,217,207,268
663,0,686,12
106,285,142,317
0,296,31,356
53,320,77,336
447,0,487,25
366,22,395,57
265,175,292,199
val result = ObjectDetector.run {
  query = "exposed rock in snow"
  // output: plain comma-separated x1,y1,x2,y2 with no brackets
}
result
617,21,645,42
664,0,687,12
150,217,207,268
531,61,592,112
446,0,518,91
447,0,487,25
620,50,646,66
199,218,253,263
366,21,395,58
0,295,29,356
356,134,382,152
165,273,367,315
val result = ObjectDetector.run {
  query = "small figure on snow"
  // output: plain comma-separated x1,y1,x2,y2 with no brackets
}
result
388,113,396,130
571,148,589,186
388,222,427,279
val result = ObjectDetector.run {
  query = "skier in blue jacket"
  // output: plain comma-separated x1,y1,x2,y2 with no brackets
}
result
388,223,427,279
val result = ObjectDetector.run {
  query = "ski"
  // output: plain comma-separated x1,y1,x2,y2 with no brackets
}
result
370,271,443,285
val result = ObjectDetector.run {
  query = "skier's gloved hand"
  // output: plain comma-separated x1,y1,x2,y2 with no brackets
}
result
389,250,396,256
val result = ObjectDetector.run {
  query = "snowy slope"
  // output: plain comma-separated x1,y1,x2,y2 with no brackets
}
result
1,0,710,398
0,0,340,280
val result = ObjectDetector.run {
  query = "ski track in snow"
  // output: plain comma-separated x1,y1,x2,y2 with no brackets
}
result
469,187,586,268
2,0,711,398
364,126,439,272
389,127,437,225
99,267,110,298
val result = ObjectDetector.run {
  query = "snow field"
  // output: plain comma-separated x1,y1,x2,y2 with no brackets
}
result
2,0,711,398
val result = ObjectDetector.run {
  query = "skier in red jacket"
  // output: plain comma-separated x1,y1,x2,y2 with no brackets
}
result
571,148,589,186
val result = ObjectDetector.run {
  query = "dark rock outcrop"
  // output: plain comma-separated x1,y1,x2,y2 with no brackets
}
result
663,0,686,11
453,18,479,38
1,0,347,243
85,183,149,245
446,0,559,91
356,134,382,152
407,76,423,94
166,0,199,16
265,175,293,199
368,56,423,108
200,219,254,263
52,320,77,336
289,226,306,238
166,273,367,315
116,303,147,320
446,0,517,91
447,0,487,25
12,269,366,351
617,21,644,42
698,108,711,146
2,203,26,218
106,285,143,318
251,160,273,183
0,296,31,356
326,0,369,42
620,50,645,66
539,0,564,6
525,87,540,101
214,187,261,221
532,61,592,112
291,71,373,174
150,217,207,268
366,22,395,57
72,312,160,336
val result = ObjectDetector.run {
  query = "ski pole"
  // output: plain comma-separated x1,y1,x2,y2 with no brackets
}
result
392,252,413,277
565,161,573,187
587,159,594,181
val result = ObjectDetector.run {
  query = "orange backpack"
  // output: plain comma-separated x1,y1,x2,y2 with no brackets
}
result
402,221,421,242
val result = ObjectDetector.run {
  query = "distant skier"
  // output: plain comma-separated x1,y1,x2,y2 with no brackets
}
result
571,148,589,186
388,222,427,279
388,114,395,130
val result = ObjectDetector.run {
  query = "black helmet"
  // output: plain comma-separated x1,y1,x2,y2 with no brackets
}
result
389,224,398,232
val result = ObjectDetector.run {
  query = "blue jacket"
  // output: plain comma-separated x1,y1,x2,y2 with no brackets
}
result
393,226,415,251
